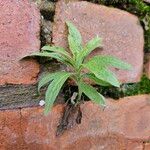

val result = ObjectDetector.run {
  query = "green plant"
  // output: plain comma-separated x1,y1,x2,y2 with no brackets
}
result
31,21,132,115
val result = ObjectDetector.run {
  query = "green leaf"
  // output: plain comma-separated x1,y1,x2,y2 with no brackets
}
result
41,46,71,58
80,82,105,106
76,36,102,67
85,55,132,70
83,61,120,87
30,52,63,61
83,55,132,87
30,51,73,66
41,46,74,66
82,73,110,86
95,68,120,87
81,36,102,60
38,72,66,92
101,56,132,70
66,21,83,57
44,72,71,115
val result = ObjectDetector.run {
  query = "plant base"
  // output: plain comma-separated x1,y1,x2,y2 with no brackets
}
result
56,103,82,136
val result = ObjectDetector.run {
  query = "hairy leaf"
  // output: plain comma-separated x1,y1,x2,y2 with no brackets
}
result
66,21,83,57
76,36,102,67
82,73,110,86
95,68,120,87
83,62,120,87
38,72,67,92
44,72,71,115
85,55,132,70
83,55,132,87
41,46,71,58
80,82,105,106
30,52,63,61
81,36,102,60
30,52,73,66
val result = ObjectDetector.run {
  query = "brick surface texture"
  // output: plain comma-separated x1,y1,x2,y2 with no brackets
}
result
0,0,40,85
0,95,150,149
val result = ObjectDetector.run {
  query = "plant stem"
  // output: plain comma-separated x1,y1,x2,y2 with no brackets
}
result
77,85,82,102
74,67,82,105
76,79,82,106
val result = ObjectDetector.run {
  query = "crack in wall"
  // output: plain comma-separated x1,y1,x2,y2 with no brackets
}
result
34,0,55,46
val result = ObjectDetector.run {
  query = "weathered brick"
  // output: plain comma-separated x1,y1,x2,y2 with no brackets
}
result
144,143,150,150
0,0,40,85
0,95,149,149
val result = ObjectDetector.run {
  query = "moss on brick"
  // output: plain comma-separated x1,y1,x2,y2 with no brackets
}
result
98,76,150,99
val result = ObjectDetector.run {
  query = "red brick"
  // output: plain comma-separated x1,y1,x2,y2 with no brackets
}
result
0,110,23,150
107,95,150,141
0,95,150,149
53,1,144,83
144,143,150,150
0,0,40,85
126,141,143,150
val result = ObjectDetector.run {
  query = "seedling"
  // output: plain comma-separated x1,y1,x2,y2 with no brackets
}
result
31,21,132,115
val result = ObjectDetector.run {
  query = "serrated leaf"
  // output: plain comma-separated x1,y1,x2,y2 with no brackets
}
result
83,62,120,87
81,36,102,60
76,36,102,67
101,55,132,70
41,46,74,66
83,55,132,87
44,72,71,115
38,72,66,92
85,55,132,70
80,82,105,106
30,52,73,66
95,68,120,87
30,51,63,61
82,73,110,86
41,46,71,58
66,21,83,57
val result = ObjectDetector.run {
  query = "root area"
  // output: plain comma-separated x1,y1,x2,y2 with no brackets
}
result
56,104,82,136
